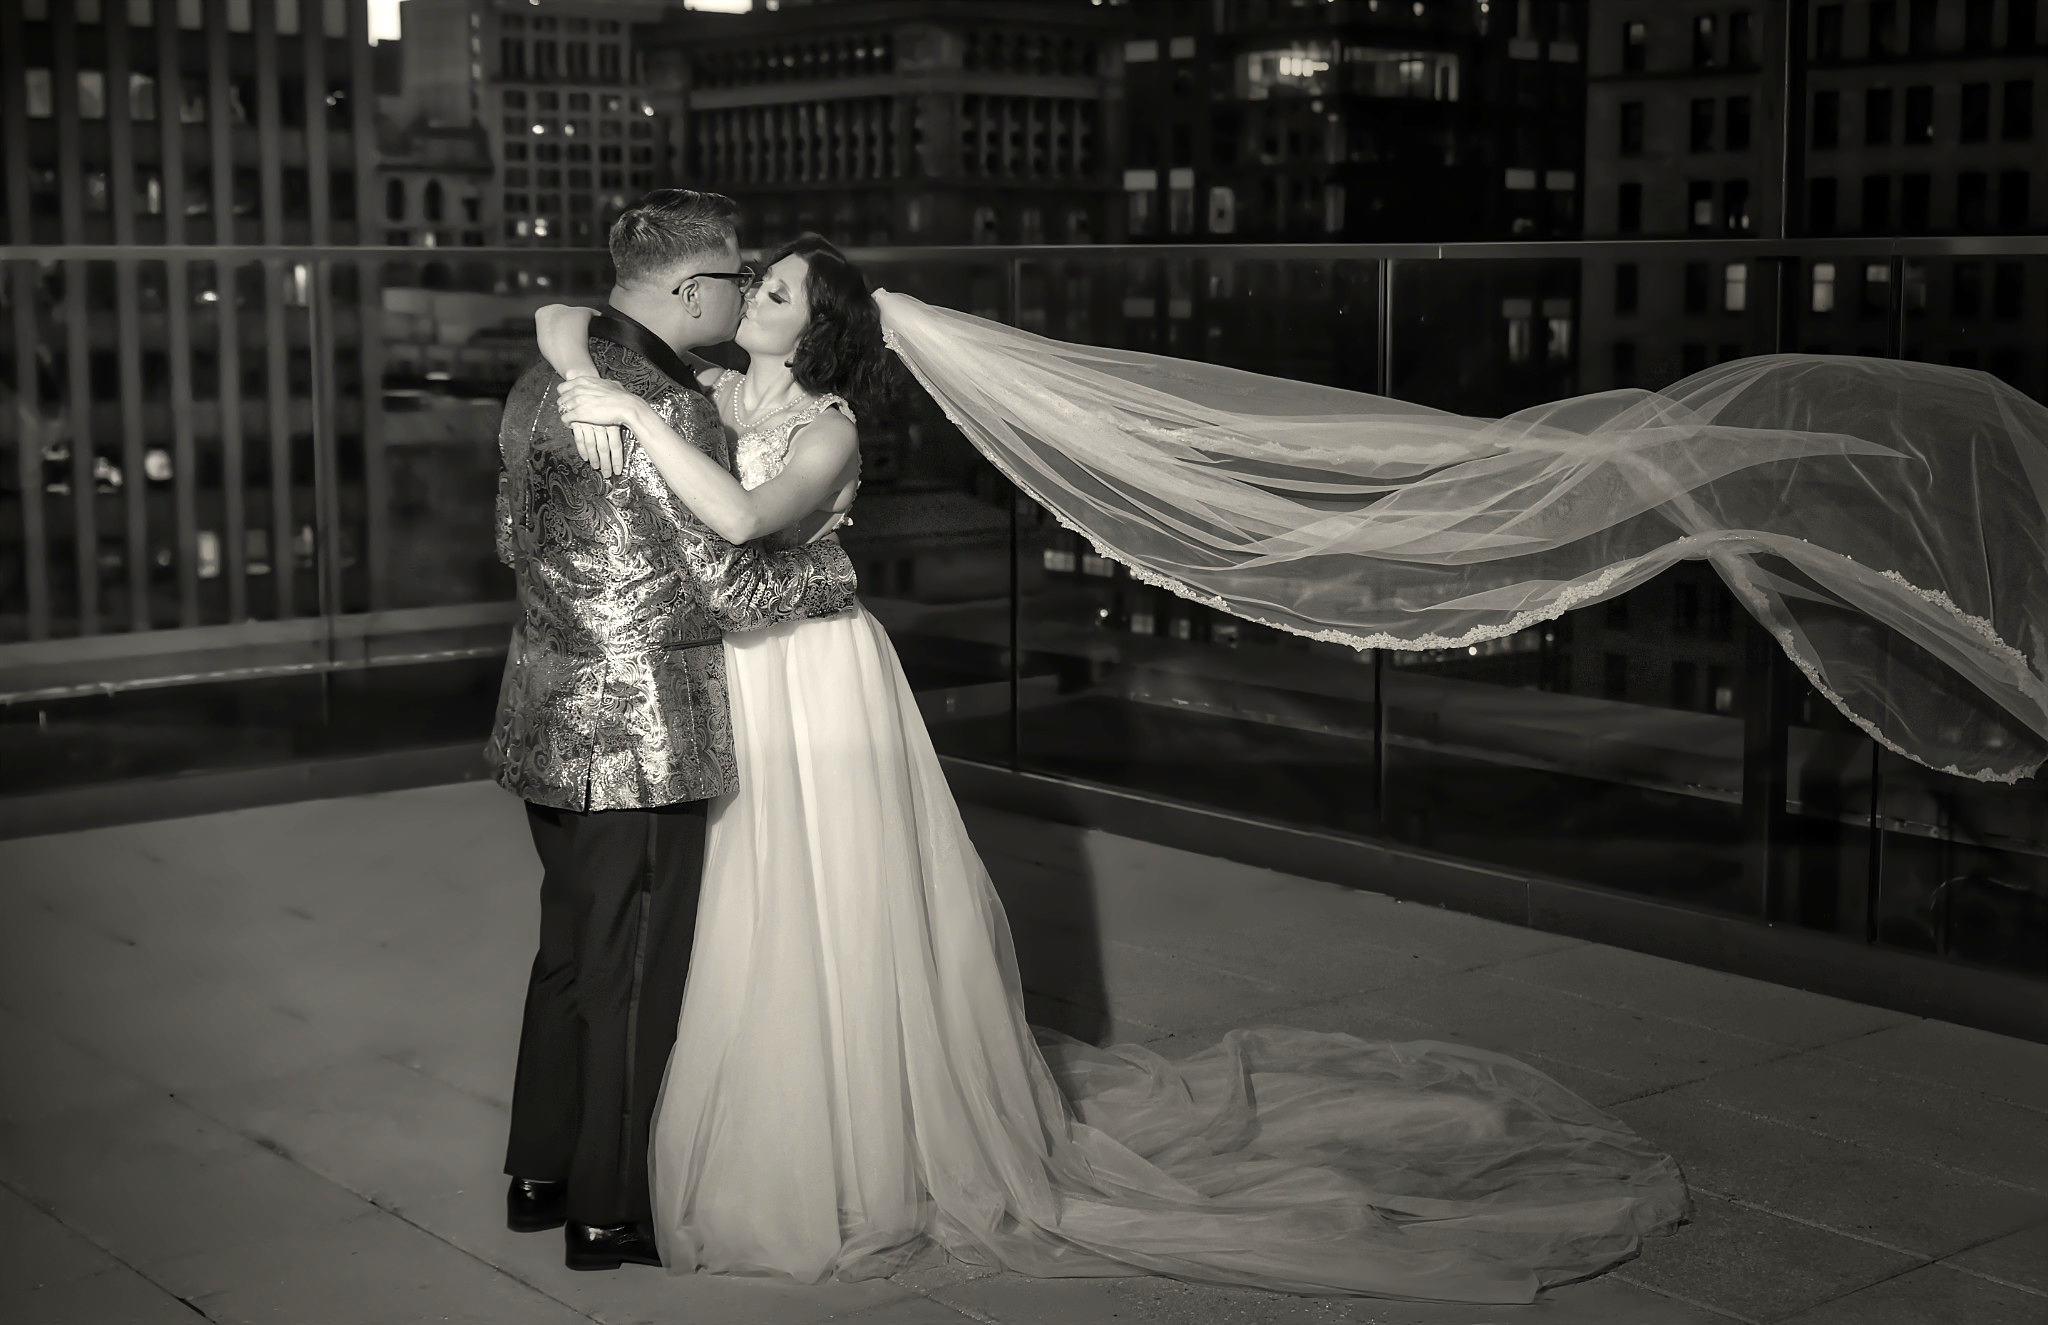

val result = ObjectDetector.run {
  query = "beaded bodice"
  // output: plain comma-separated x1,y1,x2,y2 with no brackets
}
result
717,371,854,489
715,371,858,547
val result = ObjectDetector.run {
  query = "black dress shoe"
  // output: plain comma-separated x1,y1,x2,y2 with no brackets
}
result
565,1221,663,1271
505,1177,567,1234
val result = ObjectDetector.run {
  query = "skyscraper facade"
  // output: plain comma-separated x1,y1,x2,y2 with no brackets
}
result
1,0,380,640
393,0,686,249
654,0,1129,247
1582,0,2043,394
1120,0,1589,244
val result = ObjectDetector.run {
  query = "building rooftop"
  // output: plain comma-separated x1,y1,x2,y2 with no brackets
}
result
1,781,2043,1324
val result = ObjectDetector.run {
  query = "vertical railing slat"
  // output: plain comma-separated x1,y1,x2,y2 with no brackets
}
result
217,266,248,623
309,262,344,625
1373,255,1394,828
109,0,153,630
106,1,137,246
345,0,387,614
260,257,294,621
253,0,285,246
0,2,28,245
155,0,186,250
1005,257,1024,771
303,0,333,243
165,258,200,628
113,259,150,632
7,266,49,642
62,258,95,638
53,4,96,635
205,2,234,238
202,4,250,620
0,4,49,640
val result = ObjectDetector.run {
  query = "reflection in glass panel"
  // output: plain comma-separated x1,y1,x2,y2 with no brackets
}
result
1872,758,2048,977
369,253,591,609
760,255,1022,759
1379,257,1768,914
976,254,1390,823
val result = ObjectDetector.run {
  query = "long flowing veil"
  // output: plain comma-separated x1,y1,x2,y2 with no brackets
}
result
874,291,2048,784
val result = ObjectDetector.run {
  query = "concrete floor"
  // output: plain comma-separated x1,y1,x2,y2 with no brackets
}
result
1,781,2045,1325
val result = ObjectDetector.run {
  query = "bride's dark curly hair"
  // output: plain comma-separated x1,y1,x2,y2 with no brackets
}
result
770,233,894,417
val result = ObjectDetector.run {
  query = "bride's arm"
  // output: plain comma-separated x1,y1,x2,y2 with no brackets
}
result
536,303,600,378
536,302,724,390
555,377,859,545
534,304,628,476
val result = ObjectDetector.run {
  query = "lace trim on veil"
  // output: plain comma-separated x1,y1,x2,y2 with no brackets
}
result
882,326,2042,785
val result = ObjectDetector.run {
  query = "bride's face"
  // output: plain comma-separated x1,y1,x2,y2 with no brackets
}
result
735,255,811,359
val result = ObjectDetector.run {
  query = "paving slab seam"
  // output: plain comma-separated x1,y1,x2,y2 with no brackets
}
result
328,1199,615,1325
1210,985,1451,1037
1025,988,1173,1042
1606,1270,1762,1324
0,1174,224,1322
1480,971,1869,1053
1810,1044,2048,1120
919,1283,1008,1325
1511,1045,1637,1091
112,1090,615,1325
375,1047,517,1114
1929,1256,2048,1302
1604,1080,1701,1108
1587,1046,1817,1109
1690,1099,2048,1195
1102,935,1297,994
1685,1183,1938,1262
1439,934,1588,968
1786,1257,1960,1322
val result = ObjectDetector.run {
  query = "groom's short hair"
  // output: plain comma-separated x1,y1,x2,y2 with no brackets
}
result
609,189,739,288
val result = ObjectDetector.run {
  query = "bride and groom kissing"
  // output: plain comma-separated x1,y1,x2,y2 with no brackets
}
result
486,187,1686,1300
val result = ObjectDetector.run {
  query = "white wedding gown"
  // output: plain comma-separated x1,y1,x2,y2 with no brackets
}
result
646,381,1688,1302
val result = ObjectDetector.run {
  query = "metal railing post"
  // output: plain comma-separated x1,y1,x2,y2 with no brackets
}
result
1006,256,1024,772
1372,256,1394,830
1743,0,1809,925
1866,741,1886,943
308,258,342,729
1779,1,1812,241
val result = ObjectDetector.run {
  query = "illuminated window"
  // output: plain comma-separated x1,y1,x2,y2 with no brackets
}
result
1724,262,1749,312
1235,44,1337,100
1339,47,1459,100
1503,298,1534,364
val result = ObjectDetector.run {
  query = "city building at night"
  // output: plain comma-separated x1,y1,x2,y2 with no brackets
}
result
1582,0,2044,394
653,0,1130,247
1119,0,1588,244
0,0,381,637
1573,0,2045,781
376,117,496,252
392,0,686,250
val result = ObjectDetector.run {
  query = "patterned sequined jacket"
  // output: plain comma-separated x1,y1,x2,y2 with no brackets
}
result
486,337,859,811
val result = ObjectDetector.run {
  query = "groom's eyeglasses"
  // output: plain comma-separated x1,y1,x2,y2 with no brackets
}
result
673,263,760,297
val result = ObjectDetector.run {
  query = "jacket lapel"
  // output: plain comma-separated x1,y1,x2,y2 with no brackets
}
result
587,307,710,395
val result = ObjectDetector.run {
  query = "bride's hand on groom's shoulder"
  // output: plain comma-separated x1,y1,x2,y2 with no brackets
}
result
569,420,627,479
557,376,643,429
557,378,642,481
556,379,635,478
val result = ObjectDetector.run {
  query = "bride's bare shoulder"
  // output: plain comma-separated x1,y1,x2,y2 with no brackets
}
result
792,402,858,454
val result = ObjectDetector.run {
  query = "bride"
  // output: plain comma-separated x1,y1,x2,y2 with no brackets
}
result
534,235,1689,1303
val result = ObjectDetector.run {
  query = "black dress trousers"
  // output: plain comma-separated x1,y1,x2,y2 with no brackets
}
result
504,798,708,1228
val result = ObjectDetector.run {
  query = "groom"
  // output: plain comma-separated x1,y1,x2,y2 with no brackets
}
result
487,189,857,1271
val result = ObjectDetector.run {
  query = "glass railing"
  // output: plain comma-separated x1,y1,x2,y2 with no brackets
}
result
3,238,2045,985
